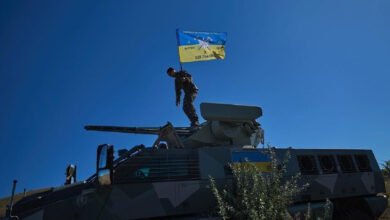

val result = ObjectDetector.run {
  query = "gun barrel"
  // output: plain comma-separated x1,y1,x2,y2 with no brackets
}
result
85,125,160,135
84,125,194,136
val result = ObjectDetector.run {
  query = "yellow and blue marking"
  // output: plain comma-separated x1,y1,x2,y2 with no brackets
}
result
176,29,227,63
232,152,271,172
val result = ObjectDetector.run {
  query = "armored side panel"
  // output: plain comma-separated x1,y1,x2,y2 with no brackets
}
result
278,148,387,219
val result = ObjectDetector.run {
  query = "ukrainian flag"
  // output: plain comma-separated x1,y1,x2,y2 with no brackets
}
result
176,29,227,63
232,152,271,172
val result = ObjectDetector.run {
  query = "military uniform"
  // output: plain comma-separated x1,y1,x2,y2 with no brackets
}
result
175,70,199,126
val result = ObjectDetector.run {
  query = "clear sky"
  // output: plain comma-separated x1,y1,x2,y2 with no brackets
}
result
0,0,389,198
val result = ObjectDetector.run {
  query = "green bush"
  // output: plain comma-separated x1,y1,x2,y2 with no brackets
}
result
209,148,308,220
382,160,390,178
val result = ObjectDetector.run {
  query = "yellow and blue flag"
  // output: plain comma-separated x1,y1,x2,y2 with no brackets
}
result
176,29,227,63
232,152,271,172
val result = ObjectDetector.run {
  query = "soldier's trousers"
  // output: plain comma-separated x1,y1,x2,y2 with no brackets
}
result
183,92,199,126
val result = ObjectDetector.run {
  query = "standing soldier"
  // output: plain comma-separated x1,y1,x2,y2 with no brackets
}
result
166,67,200,128
64,164,76,185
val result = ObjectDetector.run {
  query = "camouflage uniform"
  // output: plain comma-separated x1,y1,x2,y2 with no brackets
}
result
175,70,199,126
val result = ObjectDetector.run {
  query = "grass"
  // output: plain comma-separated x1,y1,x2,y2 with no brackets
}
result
0,187,51,218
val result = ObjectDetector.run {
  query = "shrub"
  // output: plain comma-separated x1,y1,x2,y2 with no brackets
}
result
209,148,308,220
382,160,390,178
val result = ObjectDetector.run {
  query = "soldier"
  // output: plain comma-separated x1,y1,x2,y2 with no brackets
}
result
65,164,76,185
166,67,200,128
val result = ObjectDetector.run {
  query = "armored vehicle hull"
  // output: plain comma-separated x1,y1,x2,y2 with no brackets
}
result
7,147,387,220
4,103,387,219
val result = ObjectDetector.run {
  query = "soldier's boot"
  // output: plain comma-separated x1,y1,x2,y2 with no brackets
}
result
183,93,199,128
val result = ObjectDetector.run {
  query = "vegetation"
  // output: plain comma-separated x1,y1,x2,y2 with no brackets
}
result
379,177,390,220
209,148,308,220
379,160,390,220
381,160,390,178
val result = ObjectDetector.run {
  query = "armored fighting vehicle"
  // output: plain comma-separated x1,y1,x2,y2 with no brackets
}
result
3,103,388,219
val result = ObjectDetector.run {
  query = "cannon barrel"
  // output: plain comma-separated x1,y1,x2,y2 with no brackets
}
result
84,125,194,136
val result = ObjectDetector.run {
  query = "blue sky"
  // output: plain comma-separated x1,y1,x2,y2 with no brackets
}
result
0,0,389,197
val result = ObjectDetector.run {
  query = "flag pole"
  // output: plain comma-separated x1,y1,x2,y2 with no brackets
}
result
176,28,183,71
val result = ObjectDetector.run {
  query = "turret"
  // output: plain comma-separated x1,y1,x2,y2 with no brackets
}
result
85,102,265,148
